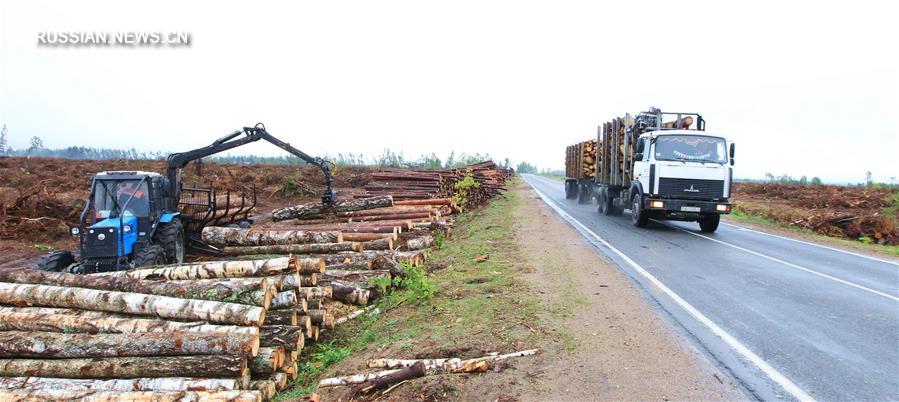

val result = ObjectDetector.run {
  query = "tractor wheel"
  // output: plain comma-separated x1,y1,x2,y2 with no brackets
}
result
36,250,76,272
699,214,720,233
154,218,185,264
133,245,166,267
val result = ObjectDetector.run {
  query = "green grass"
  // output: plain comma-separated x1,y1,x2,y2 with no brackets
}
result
538,173,565,182
277,181,547,398
728,208,899,257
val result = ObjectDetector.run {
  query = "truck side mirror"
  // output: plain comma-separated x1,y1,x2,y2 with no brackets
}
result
729,143,735,166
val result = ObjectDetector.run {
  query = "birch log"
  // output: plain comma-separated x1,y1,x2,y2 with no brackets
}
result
361,238,394,251
326,280,370,305
340,232,396,242
0,377,240,392
404,235,434,251
306,309,335,329
0,389,260,402
269,290,297,310
297,286,331,300
0,331,258,358
0,355,246,378
248,380,276,401
260,326,304,351
267,273,300,291
94,257,297,280
250,347,283,376
221,242,362,256
202,227,342,246
0,309,258,336
362,361,426,392
0,283,265,326
263,309,297,326
0,269,272,306
272,195,393,221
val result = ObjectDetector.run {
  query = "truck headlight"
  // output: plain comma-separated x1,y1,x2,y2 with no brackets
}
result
716,204,731,212
649,200,665,209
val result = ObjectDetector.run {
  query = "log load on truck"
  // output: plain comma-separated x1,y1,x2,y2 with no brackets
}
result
564,139,597,203
564,107,735,232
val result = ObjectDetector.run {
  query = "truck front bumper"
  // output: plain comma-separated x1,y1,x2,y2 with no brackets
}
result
644,198,732,217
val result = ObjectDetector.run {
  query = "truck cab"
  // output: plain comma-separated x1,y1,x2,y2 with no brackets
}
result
631,130,734,231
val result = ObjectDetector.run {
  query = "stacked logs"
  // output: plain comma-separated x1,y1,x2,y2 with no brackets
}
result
0,256,327,400
363,161,512,207
565,139,597,180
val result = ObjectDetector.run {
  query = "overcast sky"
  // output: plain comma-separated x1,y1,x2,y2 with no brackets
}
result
1,1,897,183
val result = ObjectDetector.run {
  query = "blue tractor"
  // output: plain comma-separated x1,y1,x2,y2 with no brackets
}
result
37,124,336,273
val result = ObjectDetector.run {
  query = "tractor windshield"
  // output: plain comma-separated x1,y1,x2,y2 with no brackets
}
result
94,180,150,219
654,135,727,164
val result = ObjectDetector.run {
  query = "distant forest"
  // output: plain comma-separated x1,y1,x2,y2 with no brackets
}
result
0,132,517,170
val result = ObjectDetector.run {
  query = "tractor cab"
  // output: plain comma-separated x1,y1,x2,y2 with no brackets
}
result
70,171,180,272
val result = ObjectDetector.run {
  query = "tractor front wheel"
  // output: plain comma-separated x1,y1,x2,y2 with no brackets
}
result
155,218,185,264
133,245,166,267
36,250,76,272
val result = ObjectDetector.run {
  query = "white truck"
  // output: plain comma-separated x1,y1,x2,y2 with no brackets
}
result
567,107,735,232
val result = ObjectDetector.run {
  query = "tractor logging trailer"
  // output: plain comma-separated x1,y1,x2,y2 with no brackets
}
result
37,123,336,273
565,107,735,232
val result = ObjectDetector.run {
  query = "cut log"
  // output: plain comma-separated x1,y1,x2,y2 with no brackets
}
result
0,268,273,307
248,380,276,401
349,212,431,223
0,331,258,358
272,195,394,221
306,309,335,329
361,361,426,392
323,269,390,283
335,305,378,326
367,349,540,370
394,198,452,206
0,390,261,402
361,238,394,251
272,372,289,391
94,257,297,280
0,283,265,326
297,286,331,300
0,309,258,336
0,355,246,378
202,227,342,246
404,235,434,251
327,280,370,305
250,347,284,376
339,232,397,242
222,242,362,256
300,274,318,287
264,309,297,326
260,325,304,351
0,377,240,392
269,290,297,310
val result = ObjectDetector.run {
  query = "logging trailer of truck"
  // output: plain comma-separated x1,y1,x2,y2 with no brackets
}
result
565,107,734,232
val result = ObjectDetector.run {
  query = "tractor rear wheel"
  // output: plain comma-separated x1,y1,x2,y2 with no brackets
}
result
154,218,185,264
36,250,75,272
133,245,166,267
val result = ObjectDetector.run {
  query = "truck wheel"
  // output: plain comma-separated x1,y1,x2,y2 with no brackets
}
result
133,245,166,267
699,214,720,233
154,218,185,264
565,181,576,199
577,185,590,204
631,194,649,227
602,192,616,216
36,250,76,272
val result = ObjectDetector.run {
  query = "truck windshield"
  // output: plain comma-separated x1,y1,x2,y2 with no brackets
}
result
94,180,150,219
654,135,726,164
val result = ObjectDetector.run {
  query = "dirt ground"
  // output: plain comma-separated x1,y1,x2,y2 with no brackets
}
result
510,181,744,401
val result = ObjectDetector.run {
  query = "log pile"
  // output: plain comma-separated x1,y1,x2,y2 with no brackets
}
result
363,161,512,207
0,255,338,400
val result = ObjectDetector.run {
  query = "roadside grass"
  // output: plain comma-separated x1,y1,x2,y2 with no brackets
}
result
276,179,547,399
727,207,899,257
538,173,565,182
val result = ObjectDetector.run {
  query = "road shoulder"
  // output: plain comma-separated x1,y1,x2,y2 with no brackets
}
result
511,179,744,400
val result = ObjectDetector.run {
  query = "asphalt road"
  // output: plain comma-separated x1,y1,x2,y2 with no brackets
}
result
522,174,899,402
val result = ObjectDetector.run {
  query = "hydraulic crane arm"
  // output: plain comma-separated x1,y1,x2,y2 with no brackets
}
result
166,123,336,208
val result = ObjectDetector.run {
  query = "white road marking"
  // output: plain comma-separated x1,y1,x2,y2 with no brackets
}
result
720,222,899,267
523,176,816,402
657,221,899,302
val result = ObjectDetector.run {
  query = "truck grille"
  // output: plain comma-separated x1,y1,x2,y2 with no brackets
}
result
658,178,724,199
